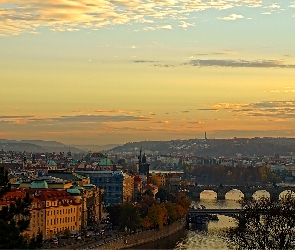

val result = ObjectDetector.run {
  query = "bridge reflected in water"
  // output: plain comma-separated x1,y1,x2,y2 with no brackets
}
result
169,184,295,200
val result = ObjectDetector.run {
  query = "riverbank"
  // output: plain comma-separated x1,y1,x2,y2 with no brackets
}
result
59,218,186,250
105,218,186,249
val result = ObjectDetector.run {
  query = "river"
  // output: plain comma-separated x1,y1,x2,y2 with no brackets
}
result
134,190,271,249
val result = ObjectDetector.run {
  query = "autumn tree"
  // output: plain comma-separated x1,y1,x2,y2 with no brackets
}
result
147,204,168,230
164,202,177,224
149,175,161,187
226,192,295,250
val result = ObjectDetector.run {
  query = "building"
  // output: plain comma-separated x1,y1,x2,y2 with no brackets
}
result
76,170,134,206
133,175,143,202
47,169,90,186
67,184,104,229
25,188,82,239
0,189,46,239
141,183,158,199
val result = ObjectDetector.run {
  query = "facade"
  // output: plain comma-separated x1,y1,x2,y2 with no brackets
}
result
25,188,82,239
0,189,46,239
76,170,134,205
67,184,104,229
141,184,158,198
133,175,143,202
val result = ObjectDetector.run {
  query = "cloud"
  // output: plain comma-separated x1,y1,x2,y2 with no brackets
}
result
178,21,195,29
0,0,272,36
184,59,295,68
152,120,170,124
134,60,158,63
219,14,245,20
0,114,153,126
153,64,174,67
212,50,238,55
198,108,219,111
211,101,295,119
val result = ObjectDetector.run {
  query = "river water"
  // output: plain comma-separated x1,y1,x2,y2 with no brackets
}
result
134,190,271,249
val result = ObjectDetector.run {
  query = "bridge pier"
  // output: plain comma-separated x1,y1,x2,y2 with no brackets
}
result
217,193,226,200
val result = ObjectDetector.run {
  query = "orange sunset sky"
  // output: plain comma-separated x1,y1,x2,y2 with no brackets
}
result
1,0,295,145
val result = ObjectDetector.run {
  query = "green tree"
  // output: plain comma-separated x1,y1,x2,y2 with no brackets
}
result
106,204,122,227
226,192,295,250
164,202,177,224
0,166,42,249
120,202,142,233
156,187,175,202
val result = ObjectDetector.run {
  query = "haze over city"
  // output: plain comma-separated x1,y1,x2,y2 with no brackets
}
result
1,0,295,145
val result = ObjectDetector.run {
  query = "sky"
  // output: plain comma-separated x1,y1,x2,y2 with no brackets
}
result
1,0,295,146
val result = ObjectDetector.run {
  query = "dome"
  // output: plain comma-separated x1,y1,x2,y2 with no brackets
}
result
99,158,113,166
67,188,81,196
47,160,57,166
30,180,49,189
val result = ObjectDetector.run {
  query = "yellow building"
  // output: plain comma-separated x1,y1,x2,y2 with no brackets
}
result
25,188,82,239
123,173,134,202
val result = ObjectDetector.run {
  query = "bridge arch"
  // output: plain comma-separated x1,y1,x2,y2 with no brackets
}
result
253,190,270,200
200,190,217,199
279,190,295,199
225,189,244,200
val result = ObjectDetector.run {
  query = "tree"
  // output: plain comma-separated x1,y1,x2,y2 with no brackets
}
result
164,202,177,224
0,166,43,249
226,192,295,250
156,187,175,202
149,176,161,187
106,204,122,227
120,202,142,233
147,204,168,230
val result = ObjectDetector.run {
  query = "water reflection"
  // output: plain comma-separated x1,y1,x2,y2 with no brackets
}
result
133,190,274,249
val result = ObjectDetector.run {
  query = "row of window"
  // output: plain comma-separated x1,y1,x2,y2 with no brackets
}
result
46,225,79,235
91,177,122,183
47,207,77,216
47,216,79,225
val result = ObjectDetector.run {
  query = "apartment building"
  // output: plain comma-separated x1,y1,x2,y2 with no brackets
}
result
76,170,134,205
25,189,82,239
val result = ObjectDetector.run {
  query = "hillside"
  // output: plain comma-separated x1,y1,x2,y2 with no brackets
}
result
108,137,295,157
0,139,85,153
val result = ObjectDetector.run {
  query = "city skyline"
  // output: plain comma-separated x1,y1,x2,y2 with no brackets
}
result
1,0,295,145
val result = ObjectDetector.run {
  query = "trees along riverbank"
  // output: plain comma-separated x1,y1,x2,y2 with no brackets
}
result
106,188,191,233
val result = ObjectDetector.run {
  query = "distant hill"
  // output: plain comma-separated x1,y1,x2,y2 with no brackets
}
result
0,139,85,154
108,137,295,157
72,144,122,152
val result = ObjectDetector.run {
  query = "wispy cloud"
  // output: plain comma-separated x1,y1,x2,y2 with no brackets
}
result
0,114,153,125
219,14,245,20
211,101,295,119
0,0,279,36
184,59,295,68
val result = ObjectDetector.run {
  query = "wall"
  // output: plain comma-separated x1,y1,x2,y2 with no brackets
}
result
102,219,186,250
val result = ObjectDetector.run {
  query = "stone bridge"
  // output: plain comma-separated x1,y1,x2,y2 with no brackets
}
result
188,208,241,218
168,185,295,200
